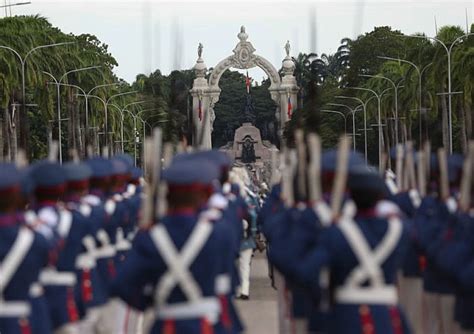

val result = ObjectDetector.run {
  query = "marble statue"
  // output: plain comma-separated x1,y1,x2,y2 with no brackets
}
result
285,40,291,57
198,42,203,58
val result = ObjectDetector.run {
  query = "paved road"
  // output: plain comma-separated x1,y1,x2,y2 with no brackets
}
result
236,251,278,333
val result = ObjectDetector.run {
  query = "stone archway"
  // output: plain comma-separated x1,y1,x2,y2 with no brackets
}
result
190,26,298,148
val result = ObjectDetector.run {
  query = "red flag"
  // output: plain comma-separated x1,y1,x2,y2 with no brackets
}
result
245,71,250,94
198,97,203,121
287,95,293,119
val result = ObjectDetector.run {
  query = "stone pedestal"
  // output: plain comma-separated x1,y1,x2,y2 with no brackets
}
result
220,122,278,185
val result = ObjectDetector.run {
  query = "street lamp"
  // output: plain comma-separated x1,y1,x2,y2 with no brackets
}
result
359,74,404,145
347,86,383,168
80,83,123,150
400,33,474,153
327,103,362,151
43,66,101,163
109,101,148,153
320,109,348,133
378,56,427,147
0,41,75,156
81,91,138,153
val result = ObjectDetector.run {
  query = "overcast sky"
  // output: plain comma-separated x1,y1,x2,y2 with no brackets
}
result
9,0,473,83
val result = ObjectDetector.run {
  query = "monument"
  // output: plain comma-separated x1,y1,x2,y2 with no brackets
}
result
190,26,298,149
219,93,278,184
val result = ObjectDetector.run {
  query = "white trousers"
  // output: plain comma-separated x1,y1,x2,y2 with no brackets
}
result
54,323,79,334
275,270,293,334
95,298,128,334
77,306,102,334
439,294,464,334
238,248,253,297
398,276,423,334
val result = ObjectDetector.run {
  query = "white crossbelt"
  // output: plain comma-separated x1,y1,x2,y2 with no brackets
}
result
0,227,35,318
29,282,44,298
334,216,402,305
215,274,231,295
40,268,77,286
150,219,220,323
115,228,132,252
156,297,220,321
75,235,98,270
95,229,116,258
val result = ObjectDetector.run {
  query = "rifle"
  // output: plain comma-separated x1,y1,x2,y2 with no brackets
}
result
294,129,307,201
48,140,59,162
395,144,404,191
307,133,322,203
438,148,449,201
331,136,351,219
459,141,474,212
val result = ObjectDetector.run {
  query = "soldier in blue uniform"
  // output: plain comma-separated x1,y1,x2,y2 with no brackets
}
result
413,154,460,334
62,161,109,333
112,156,235,334
176,150,245,333
0,163,50,334
275,166,411,334
83,156,120,333
29,161,83,333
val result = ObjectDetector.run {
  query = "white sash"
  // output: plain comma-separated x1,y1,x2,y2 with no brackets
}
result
0,227,35,318
150,219,220,323
151,220,213,306
335,216,402,305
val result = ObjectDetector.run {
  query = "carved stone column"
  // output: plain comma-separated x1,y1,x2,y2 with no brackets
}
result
189,45,211,148
279,42,298,128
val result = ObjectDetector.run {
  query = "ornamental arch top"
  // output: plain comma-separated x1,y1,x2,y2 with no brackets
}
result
190,26,298,148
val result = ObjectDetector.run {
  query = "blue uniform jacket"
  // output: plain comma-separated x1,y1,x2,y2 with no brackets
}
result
0,213,49,334
277,214,411,334
112,212,234,334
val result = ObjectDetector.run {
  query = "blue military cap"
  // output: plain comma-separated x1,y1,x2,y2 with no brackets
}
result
63,162,93,182
348,165,388,195
162,158,219,185
19,167,35,197
448,154,464,183
131,167,143,180
430,154,439,173
321,149,366,173
185,150,233,169
114,154,134,173
29,161,66,188
111,158,129,176
86,157,113,178
0,163,21,191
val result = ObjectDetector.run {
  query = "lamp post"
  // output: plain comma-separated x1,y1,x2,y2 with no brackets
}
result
348,87,383,168
359,74,404,145
43,66,101,163
327,103,362,150
320,109,348,133
400,33,474,153
104,91,137,151
80,83,122,151
0,41,75,156
82,91,137,153
378,56,425,148
109,101,148,153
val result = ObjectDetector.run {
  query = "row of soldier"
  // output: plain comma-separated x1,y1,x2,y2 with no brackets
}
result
260,131,474,334
0,131,264,334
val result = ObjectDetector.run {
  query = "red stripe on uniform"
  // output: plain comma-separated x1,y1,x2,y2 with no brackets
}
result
389,306,404,334
201,318,214,334
67,287,79,322
218,295,232,330
163,319,175,334
359,305,375,334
